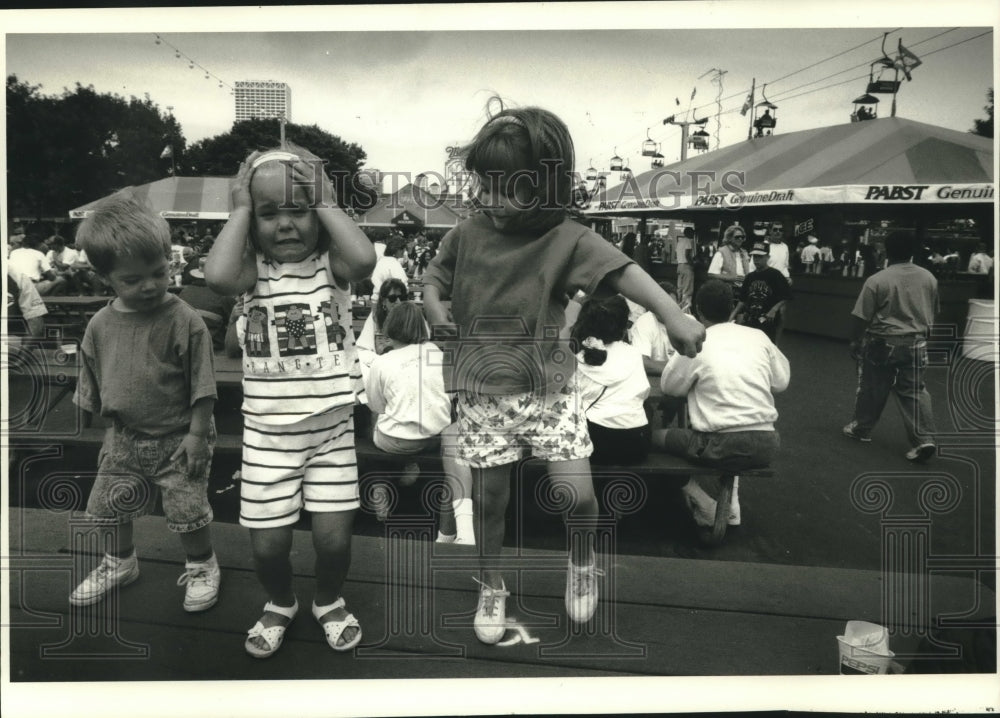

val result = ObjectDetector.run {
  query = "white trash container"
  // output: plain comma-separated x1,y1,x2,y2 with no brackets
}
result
962,299,997,362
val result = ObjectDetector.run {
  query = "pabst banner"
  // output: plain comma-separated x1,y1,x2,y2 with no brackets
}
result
584,180,994,214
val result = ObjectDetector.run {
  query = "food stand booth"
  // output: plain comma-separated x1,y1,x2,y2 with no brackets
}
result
582,117,994,340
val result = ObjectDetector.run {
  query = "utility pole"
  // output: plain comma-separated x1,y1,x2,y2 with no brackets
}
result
663,115,709,162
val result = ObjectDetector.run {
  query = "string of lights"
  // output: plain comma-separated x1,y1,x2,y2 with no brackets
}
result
152,33,287,125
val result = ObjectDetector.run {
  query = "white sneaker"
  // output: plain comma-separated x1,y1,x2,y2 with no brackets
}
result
473,577,509,644
436,531,457,544
565,560,604,624
684,482,741,527
69,552,140,606
727,496,741,526
728,477,741,526
906,443,936,462
177,553,221,612
683,486,718,528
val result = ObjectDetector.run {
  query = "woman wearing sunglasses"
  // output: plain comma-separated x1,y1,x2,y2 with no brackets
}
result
356,278,412,387
707,225,751,289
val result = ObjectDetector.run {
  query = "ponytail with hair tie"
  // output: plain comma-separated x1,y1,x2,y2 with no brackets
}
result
580,335,609,367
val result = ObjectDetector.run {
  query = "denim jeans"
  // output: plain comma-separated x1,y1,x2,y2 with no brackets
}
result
851,335,937,446
661,428,779,472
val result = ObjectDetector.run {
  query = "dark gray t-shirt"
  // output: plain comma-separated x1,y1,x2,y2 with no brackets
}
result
74,295,217,436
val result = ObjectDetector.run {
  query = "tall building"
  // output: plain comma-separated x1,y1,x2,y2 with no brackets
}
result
234,81,291,122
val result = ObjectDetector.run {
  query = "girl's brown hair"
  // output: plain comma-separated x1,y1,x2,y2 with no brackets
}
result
462,98,575,235
382,301,428,346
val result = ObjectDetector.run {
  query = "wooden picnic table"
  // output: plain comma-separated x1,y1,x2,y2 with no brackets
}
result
40,295,109,335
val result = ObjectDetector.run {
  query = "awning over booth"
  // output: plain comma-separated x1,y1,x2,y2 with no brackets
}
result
585,117,994,215
358,183,465,228
69,176,235,220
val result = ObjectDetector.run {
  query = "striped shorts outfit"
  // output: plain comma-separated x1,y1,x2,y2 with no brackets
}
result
237,251,366,528
240,407,359,528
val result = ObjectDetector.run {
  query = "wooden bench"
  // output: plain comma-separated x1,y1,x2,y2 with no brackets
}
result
15,414,772,545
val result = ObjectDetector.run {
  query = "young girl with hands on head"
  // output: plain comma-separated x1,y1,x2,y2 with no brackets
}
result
420,100,704,645
205,143,375,658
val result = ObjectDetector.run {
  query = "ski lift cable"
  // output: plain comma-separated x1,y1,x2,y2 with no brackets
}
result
705,25,989,121
690,27,953,117
765,28,902,87
588,32,889,165
765,28,979,104
585,28,982,169
763,28,988,109
602,25,991,159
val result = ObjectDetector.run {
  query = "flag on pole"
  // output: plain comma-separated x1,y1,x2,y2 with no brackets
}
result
160,144,173,159
675,97,681,106
741,87,755,116
690,87,697,100
894,42,922,81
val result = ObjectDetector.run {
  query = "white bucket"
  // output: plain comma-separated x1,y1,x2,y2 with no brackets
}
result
962,299,997,362
837,621,894,675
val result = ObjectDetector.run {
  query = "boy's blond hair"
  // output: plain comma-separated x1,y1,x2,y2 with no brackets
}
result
75,191,171,275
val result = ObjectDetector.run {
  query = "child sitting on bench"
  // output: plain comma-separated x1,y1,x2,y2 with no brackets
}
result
365,301,475,544
653,279,790,527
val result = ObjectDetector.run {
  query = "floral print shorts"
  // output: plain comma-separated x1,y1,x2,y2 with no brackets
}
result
454,373,593,468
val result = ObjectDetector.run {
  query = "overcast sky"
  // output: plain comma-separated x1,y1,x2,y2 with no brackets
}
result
3,2,996,193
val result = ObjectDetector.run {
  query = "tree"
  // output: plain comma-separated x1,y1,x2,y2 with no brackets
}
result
971,88,993,138
183,119,376,211
6,74,185,222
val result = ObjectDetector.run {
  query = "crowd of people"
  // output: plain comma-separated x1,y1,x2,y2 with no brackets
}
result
6,99,956,658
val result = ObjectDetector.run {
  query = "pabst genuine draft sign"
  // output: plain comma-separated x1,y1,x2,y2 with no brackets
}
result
585,182,994,214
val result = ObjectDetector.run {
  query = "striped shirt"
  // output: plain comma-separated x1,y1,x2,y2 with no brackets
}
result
240,252,365,424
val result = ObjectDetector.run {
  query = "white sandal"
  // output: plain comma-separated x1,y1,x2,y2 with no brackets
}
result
245,598,298,659
312,597,362,652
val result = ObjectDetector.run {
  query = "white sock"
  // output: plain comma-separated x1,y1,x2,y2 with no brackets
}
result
452,498,474,541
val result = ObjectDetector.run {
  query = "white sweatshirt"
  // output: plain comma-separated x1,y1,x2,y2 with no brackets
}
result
366,342,452,440
660,322,790,433
575,341,650,429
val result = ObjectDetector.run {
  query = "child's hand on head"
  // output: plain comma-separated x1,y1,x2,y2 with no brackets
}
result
232,151,263,212
291,156,337,209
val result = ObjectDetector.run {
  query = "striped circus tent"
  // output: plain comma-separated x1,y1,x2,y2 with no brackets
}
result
584,117,993,216
357,183,466,229
69,176,236,220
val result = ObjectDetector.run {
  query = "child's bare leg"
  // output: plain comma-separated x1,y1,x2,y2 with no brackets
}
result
547,458,598,566
178,524,213,561
311,510,358,646
312,511,354,603
441,446,474,542
473,464,513,588
248,525,296,649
